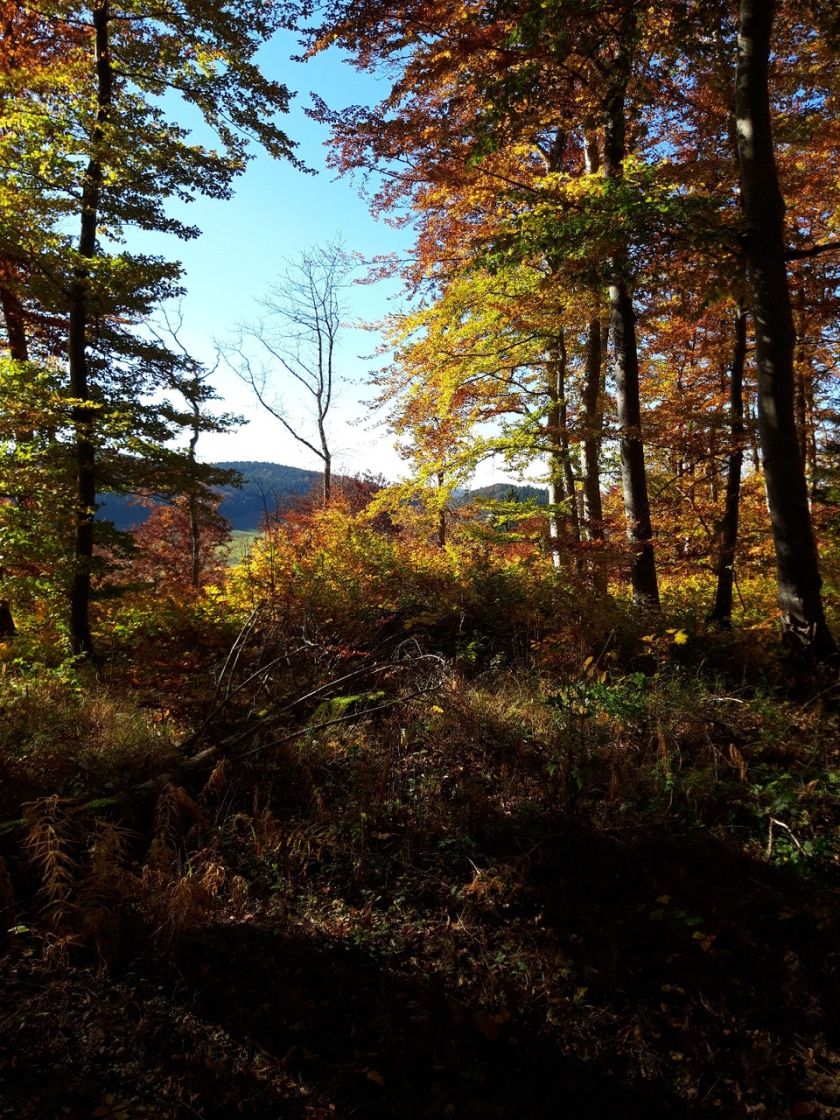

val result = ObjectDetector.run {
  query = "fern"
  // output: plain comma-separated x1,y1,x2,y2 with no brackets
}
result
154,783,206,857
23,795,77,928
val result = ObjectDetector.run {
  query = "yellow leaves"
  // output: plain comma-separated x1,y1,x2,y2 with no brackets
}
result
692,930,716,952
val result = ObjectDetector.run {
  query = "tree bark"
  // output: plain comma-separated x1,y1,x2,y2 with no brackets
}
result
734,0,835,658
0,274,27,637
580,320,604,533
68,0,112,656
321,447,332,508
436,471,447,547
0,280,28,362
578,134,606,589
188,400,201,590
546,382,565,567
602,43,659,609
546,334,579,566
708,305,747,627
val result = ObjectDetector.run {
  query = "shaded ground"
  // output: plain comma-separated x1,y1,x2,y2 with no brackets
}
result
1,647,839,1118
3,817,839,1118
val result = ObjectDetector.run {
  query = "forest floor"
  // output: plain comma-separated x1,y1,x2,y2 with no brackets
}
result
1,612,839,1119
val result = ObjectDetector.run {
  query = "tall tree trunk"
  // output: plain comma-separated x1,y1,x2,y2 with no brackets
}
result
602,44,659,609
188,401,201,590
0,279,28,362
734,0,835,658
794,363,808,471
580,320,605,518
804,375,818,500
708,305,747,627
436,471,447,548
582,133,609,560
0,272,28,637
68,0,112,656
317,407,331,508
322,450,331,508
546,334,579,566
555,333,579,544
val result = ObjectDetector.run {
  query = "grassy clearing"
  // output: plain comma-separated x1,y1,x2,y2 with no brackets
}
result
223,529,261,566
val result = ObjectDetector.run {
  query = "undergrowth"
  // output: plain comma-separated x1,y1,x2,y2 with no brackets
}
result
1,523,839,1118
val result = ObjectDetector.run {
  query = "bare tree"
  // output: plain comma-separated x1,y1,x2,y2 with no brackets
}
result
228,241,351,508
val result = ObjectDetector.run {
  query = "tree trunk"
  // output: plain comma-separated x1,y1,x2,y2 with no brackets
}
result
322,451,331,508
188,409,201,590
581,320,605,507
602,47,659,609
734,0,835,658
580,134,606,572
0,274,27,637
546,391,565,567
0,280,28,362
436,471,447,548
804,375,818,500
555,334,579,545
68,0,112,656
546,334,579,566
708,305,747,627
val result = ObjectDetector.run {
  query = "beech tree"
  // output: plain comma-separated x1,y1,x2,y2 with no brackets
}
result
734,0,836,658
301,0,702,605
129,494,231,592
296,0,839,649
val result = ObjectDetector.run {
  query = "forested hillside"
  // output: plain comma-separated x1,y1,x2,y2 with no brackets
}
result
1,2,839,1118
99,462,326,530
100,465,549,530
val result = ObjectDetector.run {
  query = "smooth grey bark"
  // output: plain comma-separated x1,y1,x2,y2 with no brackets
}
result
580,318,605,538
546,334,579,566
580,134,606,559
68,0,112,656
602,38,659,609
734,0,835,658
805,375,818,499
187,394,202,590
708,306,747,627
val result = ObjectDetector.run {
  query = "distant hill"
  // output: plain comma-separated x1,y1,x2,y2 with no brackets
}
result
213,462,325,529
468,483,548,505
98,461,325,531
98,463,549,532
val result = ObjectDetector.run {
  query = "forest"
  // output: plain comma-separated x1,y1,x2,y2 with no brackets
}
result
1,0,839,1117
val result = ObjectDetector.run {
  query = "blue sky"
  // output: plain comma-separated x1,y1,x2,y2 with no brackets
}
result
139,31,514,488
145,31,414,478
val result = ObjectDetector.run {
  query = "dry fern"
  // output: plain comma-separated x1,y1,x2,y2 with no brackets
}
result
23,795,77,928
76,819,138,956
253,806,282,855
199,758,231,805
154,783,207,854
138,848,226,942
87,820,134,891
